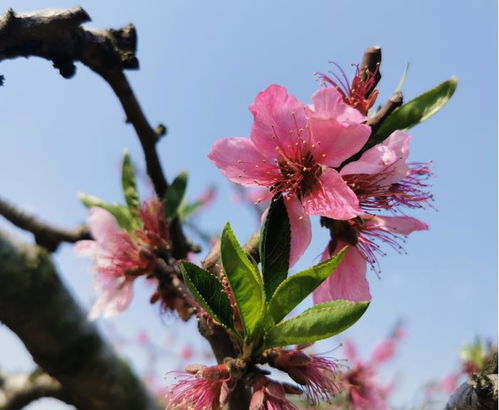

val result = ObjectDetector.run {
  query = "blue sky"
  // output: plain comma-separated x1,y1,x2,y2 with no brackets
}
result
0,1,496,408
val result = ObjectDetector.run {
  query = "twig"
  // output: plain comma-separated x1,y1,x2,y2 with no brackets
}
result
0,196,90,252
0,7,191,257
0,370,69,410
366,90,404,135
359,46,382,93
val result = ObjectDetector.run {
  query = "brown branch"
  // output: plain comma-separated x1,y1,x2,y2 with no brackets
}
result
0,196,90,252
0,229,160,410
366,90,403,134
0,370,70,410
0,7,191,257
359,45,382,93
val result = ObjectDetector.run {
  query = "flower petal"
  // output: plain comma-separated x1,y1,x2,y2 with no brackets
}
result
342,339,358,362
308,87,366,123
371,339,396,364
309,117,371,168
302,168,360,220
87,207,120,244
313,243,371,303
74,240,98,258
208,137,279,186
249,85,307,160
284,197,312,267
306,88,370,167
365,215,428,235
88,277,133,320
341,130,411,185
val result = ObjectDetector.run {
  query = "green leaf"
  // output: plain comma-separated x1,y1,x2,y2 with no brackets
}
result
121,151,140,212
164,172,188,218
266,248,347,325
180,262,233,329
263,300,369,348
369,76,458,147
260,195,290,298
395,63,410,93
220,223,264,337
78,193,134,231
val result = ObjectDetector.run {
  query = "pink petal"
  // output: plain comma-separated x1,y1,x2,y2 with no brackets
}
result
365,215,428,235
208,137,279,187
87,207,120,244
313,243,371,303
284,197,312,267
308,87,367,124
249,390,265,410
301,168,360,220
74,240,98,258
308,117,371,167
306,88,370,167
341,130,411,185
249,84,307,160
88,277,133,320
343,339,358,362
371,339,396,364
439,373,460,394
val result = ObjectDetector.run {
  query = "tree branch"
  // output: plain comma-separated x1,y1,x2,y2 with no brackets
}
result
0,370,69,410
0,229,160,410
0,7,191,257
0,196,90,252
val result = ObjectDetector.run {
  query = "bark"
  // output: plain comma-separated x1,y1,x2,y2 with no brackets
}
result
0,229,160,410
0,371,69,410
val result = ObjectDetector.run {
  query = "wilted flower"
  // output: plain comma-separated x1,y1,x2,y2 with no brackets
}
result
271,346,338,404
209,84,370,265
165,364,232,410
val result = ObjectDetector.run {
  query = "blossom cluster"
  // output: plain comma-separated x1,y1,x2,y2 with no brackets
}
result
209,65,431,303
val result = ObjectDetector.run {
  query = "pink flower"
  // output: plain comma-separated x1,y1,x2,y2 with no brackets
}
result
316,62,380,116
75,198,169,319
439,372,460,394
341,130,432,211
209,85,370,265
314,214,427,303
250,376,300,410
314,130,430,303
180,346,193,361
75,208,139,319
165,364,232,410
271,346,338,404
338,333,402,410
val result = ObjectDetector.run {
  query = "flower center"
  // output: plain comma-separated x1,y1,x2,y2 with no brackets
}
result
272,150,322,200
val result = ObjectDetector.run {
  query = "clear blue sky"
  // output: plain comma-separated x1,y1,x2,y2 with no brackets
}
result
0,1,496,408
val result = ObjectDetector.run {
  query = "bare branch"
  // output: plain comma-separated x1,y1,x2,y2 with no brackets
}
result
0,229,160,410
0,196,90,252
0,7,191,257
359,45,382,92
366,90,403,134
0,370,69,410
